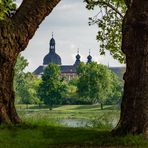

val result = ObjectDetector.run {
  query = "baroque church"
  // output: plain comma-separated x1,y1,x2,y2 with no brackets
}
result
33,35,92,81
33,34,125,80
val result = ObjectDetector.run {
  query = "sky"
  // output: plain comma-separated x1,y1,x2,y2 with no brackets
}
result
16,0,125,72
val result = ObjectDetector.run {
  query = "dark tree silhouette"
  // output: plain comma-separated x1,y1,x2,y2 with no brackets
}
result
0,0,60,124
112,0,148,138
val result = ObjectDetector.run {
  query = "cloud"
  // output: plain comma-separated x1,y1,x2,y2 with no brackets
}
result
21,0,124,72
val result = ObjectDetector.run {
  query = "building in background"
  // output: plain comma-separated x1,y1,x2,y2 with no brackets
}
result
33,35,92,80
33,34,125,80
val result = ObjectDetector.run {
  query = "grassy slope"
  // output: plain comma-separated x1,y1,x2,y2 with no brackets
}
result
0,105,147,148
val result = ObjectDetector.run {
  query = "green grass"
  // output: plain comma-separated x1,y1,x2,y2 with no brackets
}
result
0,124,147,148
17,104,120,120
17,105,120,130
0,105,146,148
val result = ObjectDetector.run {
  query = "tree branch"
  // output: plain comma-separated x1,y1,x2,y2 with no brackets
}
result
86,0,124,18
12,0,60,51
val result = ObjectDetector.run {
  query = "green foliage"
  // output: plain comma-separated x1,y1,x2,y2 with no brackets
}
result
0,0,16,19
106,71,123,105
64,77,78,99
38,64,67,109
77,62,122,108
14,54,40,104
84,0,127,63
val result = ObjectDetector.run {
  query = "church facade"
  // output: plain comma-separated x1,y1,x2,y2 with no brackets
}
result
33,35,125,80
33,35,92,81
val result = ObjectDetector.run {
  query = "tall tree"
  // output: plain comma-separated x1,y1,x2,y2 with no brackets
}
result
14,55,40,104
38,64,67,110
112,0,148,138
77,62,120,109
14,54,29,103
0,0,60,124
85,0,148,138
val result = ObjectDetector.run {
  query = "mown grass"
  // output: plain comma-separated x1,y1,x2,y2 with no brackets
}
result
0,105,147,148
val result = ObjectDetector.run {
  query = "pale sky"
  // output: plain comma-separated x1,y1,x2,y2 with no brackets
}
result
16,0,125,72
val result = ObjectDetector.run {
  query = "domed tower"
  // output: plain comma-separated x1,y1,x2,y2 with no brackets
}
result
87,49,92,63
74,49,81,66
43,33,62,65
49,34,56,53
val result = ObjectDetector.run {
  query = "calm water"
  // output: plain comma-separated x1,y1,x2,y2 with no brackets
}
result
58,118,118,128
59,119,93,127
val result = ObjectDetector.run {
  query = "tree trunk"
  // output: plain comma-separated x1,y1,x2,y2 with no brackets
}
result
0,55,21,124
112,0,148,138
0,0,60,124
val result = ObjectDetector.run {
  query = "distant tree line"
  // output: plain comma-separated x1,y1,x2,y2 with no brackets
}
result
14,55,123,110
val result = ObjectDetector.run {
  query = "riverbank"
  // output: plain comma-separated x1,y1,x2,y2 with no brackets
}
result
17,105,120,129
0,105,145,148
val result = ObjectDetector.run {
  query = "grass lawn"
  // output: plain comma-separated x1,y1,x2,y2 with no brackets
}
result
17,104,120,120
0,105,147,148
0,124,147,148
16,105,120,129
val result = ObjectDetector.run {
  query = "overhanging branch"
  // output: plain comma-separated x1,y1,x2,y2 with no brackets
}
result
86,0,124,18
98,1,124,18
12,0,61,51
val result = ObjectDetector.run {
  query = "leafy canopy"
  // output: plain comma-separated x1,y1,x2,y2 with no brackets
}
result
77,62,122,107
0,0,16,19
84,0,127,63
14,55,40,104
38,64,67,109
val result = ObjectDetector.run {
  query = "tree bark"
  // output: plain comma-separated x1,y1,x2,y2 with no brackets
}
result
112,0,148,138
0,0,60,124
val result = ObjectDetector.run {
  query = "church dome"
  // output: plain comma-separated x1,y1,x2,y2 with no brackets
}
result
76,54,80,60
74,53,81,66
43,52,62,65
43,33,62,65
87,50,92,63
87,55,92,61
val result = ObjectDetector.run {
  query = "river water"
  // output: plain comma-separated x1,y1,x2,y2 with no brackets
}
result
58,118,118,128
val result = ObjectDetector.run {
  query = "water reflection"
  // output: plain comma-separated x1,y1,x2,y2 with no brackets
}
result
59,119,92,127
58,118,118,128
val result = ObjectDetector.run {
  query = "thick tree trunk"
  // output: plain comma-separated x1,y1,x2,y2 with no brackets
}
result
0,0,60,124
0,53,21,124
112,0,148,138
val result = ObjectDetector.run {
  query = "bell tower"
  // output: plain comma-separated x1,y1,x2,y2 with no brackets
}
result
74,48,81,65
49,32,55,53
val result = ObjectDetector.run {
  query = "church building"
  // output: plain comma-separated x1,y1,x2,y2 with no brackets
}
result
33,35,92,80
33,34,125,80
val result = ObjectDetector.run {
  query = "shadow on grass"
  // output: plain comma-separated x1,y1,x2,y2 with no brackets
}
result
0,124,147,148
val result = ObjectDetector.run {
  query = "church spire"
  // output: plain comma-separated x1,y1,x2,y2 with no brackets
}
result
77,48,79,55
87,49,92,63
49,32,55,53
74,48,81,66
